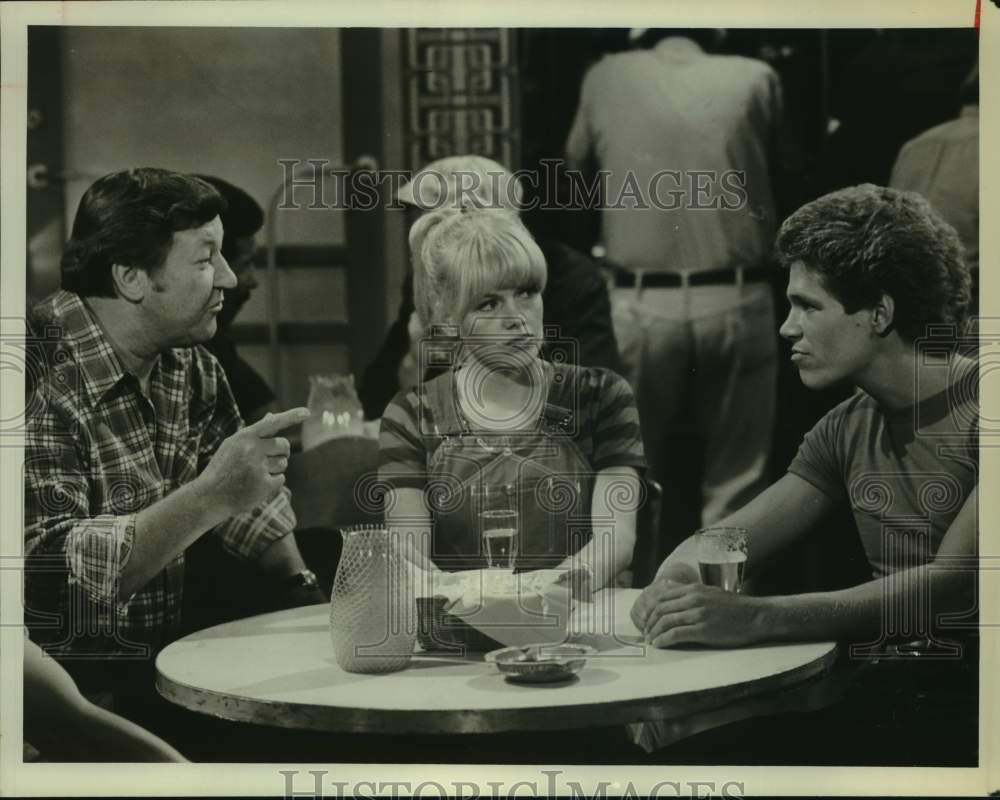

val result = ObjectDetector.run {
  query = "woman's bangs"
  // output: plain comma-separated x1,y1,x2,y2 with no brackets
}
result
459,228,546,307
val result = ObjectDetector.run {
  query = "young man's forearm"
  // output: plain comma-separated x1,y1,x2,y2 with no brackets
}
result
754,566,973,643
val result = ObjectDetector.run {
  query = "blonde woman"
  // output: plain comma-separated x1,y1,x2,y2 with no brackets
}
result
378,208,646,593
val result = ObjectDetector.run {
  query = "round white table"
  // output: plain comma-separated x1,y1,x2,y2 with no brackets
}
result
156,589,839,748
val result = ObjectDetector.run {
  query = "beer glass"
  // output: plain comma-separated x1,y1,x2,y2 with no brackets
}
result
481,509,518,570
696,527,748,593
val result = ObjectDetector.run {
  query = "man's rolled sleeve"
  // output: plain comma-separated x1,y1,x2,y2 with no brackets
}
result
65,513,137,617
213,487,297,561
25,410,137,616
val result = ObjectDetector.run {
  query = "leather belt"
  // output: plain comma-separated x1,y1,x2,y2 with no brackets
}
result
613,266,772,289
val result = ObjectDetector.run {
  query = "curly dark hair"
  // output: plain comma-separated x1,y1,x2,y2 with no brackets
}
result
61,168,225,298
775,184,971,343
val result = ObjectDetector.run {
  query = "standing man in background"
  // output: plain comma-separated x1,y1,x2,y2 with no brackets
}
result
889,65,979,325
566,28,789,557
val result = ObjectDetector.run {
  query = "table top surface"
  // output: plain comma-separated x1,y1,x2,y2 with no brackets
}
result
156,589,837,735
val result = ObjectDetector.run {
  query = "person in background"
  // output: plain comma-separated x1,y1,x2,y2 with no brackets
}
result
821,28,978,192
379,207,645,590
24,169,321,728
358,155,623,422
195,175,278,424
631,185,977,763
889,64,979,327
565,28,788,562
181,176,284,637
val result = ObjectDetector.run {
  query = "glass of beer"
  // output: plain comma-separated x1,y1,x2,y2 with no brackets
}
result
480,509,518,570
696,527,748,593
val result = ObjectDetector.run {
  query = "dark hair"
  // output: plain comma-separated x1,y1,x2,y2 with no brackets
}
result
775,184,970,343
193,175,264,262
61,168,225,298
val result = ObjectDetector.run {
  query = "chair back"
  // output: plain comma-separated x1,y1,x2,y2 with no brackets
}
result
286,436,383,596
285,436,382,531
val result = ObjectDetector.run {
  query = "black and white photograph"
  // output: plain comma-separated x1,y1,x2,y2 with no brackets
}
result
0,1,996,797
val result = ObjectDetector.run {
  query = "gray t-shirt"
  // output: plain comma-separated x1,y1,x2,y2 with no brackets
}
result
788,366,978,578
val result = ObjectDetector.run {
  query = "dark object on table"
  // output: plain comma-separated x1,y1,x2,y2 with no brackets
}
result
416,596,503,654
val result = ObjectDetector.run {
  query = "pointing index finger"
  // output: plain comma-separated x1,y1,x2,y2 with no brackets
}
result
247,407,311,437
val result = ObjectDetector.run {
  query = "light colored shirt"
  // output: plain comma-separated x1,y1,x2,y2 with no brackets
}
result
566,37,783,274
890,105,979,271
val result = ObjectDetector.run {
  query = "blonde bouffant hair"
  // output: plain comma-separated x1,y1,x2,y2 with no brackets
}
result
409,207,547,332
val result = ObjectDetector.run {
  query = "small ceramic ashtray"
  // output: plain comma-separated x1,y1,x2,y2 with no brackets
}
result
484,643,596,683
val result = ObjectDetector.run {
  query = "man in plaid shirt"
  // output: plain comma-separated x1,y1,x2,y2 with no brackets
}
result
25,169,321,694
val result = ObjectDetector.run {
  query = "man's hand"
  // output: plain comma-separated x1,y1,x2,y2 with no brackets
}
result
630,579,770,648
197,407,310,522
630,561,698,631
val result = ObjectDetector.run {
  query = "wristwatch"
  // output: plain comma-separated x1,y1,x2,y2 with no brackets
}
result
279,569,320,592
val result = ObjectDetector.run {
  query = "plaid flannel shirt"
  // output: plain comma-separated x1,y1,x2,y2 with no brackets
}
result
24,291,296,659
